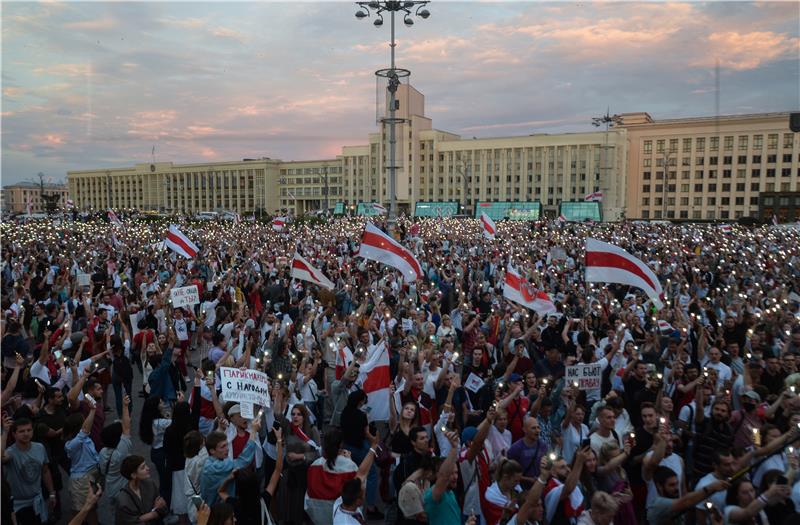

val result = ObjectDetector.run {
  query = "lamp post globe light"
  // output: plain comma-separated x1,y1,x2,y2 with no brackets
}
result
355,1,430,231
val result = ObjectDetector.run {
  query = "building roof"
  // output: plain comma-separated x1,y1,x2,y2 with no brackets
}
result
2,181,67,190
617,111,792,128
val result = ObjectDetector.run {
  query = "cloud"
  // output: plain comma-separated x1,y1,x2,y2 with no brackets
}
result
694,31,800,70
63,16,118,31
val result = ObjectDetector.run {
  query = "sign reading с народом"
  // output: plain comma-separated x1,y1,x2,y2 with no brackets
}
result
220,367,271,408
170,285,200,308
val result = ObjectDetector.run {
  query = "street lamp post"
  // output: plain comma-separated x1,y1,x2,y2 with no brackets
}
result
455,158,470,215
355,0,430,230
322,164,329,214
591,110,622,217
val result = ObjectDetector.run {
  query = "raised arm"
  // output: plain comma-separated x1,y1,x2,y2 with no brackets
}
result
265,426,284,497
356,427,380,481
431,431,460,502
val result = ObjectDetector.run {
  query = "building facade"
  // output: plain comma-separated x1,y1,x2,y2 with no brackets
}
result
619,112,798,220
1,182,69,214
66,87,796,221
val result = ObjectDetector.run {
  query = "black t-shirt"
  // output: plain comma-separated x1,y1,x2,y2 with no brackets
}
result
226,492,272,525
340,406,368,448
390,429,413,455
627,426,655,485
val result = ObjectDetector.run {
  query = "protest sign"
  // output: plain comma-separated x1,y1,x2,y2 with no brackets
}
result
77,273,91,287
565,363,602,394
170,285,200,308
220,367,271,408
464,373,485,393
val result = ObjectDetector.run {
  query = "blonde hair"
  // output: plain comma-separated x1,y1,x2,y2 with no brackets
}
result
598,442,621,465
591,491,619,514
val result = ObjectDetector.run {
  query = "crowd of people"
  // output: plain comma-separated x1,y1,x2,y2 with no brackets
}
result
1,213,800,525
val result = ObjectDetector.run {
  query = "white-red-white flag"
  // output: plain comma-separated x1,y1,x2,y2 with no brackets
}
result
503,263,556,315
108,209,123,227
65,199,75,210
358,223,422,281
556,214,567,223
719,224,732,234
272,216,287,231
657,320,674,333
585,238,664,309
165,225,199,259
372,203,387,215
585,191,603,202
291,253,335,290
356,340,391,422
480,212,496,240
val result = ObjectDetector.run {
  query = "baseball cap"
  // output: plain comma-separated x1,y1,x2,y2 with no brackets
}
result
508,373,523,382
461,426,478,444
742,391,761,402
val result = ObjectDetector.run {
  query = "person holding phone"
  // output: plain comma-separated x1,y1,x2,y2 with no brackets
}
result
116,455,168,524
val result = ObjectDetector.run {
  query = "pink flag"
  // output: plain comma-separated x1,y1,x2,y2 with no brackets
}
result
503,263,556,315
291,253,335,290
480,212,496,240
165,225,199,259
356,341,391,422
358,223,422,281
585,238,664,309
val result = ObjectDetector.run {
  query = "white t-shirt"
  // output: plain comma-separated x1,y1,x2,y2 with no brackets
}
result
562,422,590,464
174,318,189,341
701,360,732,388
677,401,711,435
644,451,683,507
693,472,727,511
296,373,319,403
332,497,363,525
589,431,621,457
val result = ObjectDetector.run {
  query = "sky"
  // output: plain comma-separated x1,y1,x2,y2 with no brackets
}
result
2,1,799,185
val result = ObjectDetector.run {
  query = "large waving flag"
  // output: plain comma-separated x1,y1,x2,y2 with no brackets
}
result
584,191,603,202
483,482,517,525
108,209,123,227
503,263,556,315
356,341,391,422
480,212,496,240
272,216,287,231
165,225,199,259
585,238,664,309
372,203,387,215
291,253,335,290
358,222,422,281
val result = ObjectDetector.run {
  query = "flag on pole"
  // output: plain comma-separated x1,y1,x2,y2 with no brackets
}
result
291,253,335,290
25,198,33,217
584,191,603,202
108,209,123,227
719,224,732,234
272,217,287,231
65,199,75,210
585,238,664,309
773,214,779,226
556,214,567,224
358,222,422,281
503,263,556,315
356,340,391,422
372,203,387,215
480,212,496,240
287,192,296,201
165,225,199,259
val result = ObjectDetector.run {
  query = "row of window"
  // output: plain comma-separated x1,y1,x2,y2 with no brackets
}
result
643,154,797,167
643,196,759,206
642,182,794,193
644,168,799,180
641,210,749,219
643,133,795,154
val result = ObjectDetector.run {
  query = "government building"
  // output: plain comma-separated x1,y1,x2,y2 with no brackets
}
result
66,86,797,221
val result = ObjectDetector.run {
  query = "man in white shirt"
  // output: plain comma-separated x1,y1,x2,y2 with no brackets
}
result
701,347,732,389
693,448,735,525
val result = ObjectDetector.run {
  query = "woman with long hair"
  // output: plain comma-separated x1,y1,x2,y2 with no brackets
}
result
139,396,173,505
340,389,382,519
483,458,523,525
595,441,637,525
724,477,790,524
389,397,420,457
164,382,200,525
273,400,321,524
304,427,379,525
